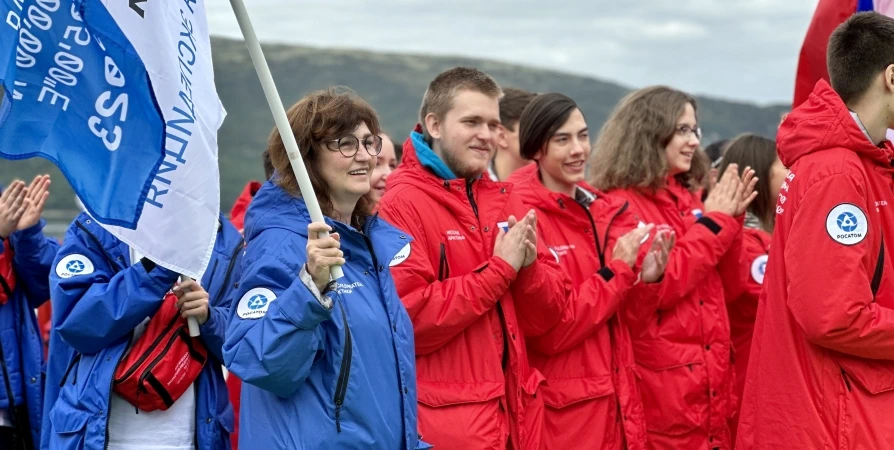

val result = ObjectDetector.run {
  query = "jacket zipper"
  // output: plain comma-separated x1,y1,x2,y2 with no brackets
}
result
59,353,82,387
103,332,133,450
218,238,245,296
334,302,353,432
465,180,479,219
573,201,606,267
137,325,187,388
114,313,181,384
438,243,449,281
572,200,630,268
841,368,852,392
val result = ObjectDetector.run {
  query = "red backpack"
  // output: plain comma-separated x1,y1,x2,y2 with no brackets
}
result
113,291,208,412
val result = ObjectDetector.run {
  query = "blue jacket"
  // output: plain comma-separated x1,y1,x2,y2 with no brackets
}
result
0,220,58,446
223,182,427,450
41,213,244,450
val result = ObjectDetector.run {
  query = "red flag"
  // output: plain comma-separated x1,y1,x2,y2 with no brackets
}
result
793,0,858,108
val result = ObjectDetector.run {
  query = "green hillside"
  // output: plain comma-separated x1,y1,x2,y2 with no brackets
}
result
1,37,788,222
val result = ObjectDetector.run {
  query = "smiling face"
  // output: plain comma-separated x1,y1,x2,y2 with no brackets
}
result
370,134,397,202
534,108,590,196
318,122,377,210
664,102,700,176
426,89,501,179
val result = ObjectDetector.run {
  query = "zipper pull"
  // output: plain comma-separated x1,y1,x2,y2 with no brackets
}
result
335,404,342,433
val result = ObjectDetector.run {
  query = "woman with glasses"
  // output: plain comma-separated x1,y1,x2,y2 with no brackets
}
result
223,88,429,450
589,86,756,450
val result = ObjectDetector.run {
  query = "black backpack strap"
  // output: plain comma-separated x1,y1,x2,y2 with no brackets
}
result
871,235,885,299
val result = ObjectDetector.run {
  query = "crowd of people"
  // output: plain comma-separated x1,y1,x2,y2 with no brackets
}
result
2,10,894,450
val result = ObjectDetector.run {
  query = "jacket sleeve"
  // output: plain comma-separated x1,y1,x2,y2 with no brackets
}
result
526,259,636,354
717,216,748,302
199,237,245,363
223,246,331,398
784,173,894,359
9,220,58,308
510,229,573,337
379,199,517,356
52,226,179,355
652,212,741,310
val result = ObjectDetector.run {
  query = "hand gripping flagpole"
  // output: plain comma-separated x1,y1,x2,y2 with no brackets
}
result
227,0,345,282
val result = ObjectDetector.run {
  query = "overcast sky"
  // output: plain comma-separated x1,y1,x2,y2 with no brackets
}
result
205,0,818,105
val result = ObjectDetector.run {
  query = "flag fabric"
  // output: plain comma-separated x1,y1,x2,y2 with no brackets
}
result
793,0,880,108
0,0,225,278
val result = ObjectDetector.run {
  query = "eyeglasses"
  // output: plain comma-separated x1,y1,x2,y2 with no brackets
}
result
676,125,702,140
324,135,383,158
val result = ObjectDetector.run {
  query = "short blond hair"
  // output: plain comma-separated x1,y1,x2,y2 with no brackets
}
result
419,67,502,141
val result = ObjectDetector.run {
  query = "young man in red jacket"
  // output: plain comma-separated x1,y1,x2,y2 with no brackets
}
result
737,12,894,449
378,67,569,450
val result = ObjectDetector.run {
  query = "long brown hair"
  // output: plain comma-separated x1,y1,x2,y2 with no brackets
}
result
267,87,381,228
717,134,778,232
589,86,707,192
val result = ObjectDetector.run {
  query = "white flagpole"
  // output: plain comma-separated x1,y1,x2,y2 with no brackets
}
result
226,0,345,280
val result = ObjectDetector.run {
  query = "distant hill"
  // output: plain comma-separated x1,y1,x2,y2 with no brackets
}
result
1,36,788,220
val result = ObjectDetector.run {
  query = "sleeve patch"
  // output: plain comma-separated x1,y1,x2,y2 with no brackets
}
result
390,243,412,267
237,287,278,319
825,203,868,246
750,254,769,284
55,254,95,279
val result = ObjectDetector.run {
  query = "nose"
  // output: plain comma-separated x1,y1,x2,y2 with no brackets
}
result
354,146,373,163
570,138,587,156
687,132,700,146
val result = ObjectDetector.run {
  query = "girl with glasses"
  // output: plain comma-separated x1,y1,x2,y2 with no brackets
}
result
589,86,756,450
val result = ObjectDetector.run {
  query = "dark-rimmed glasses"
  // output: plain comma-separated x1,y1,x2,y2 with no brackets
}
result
325,135,383,158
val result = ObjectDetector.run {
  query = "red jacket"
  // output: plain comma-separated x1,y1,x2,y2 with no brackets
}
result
737,80,894,449
378,131,569,450
509,164,650,450
726,227,770,420
230,181,262,234
608,179,745,450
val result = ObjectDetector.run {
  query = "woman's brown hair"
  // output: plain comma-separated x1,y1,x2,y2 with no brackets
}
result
717,134,779,232
589,86,707,192
267,87,381,228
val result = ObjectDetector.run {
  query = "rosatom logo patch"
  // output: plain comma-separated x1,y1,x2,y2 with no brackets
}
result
390,243,411,267
55,254,95,279
825,203,868,246
751,254,769,284
237,287,277,319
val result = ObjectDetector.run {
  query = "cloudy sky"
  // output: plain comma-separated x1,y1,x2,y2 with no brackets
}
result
205,0,818,105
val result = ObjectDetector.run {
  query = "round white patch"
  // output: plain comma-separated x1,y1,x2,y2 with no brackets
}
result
390,243,411,267
237,288,277,319
55,254,95,279
825,203,868,246
750,254,769,284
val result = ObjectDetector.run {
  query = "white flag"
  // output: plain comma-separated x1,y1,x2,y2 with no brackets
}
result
97,0,225,278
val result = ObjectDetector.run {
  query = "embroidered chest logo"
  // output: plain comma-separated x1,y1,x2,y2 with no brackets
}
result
335,281,365,295
446,230,466,241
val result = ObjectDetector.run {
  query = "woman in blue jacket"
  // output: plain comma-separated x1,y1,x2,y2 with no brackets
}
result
0,176,59,449
42,214,244,450
223,88,426,450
